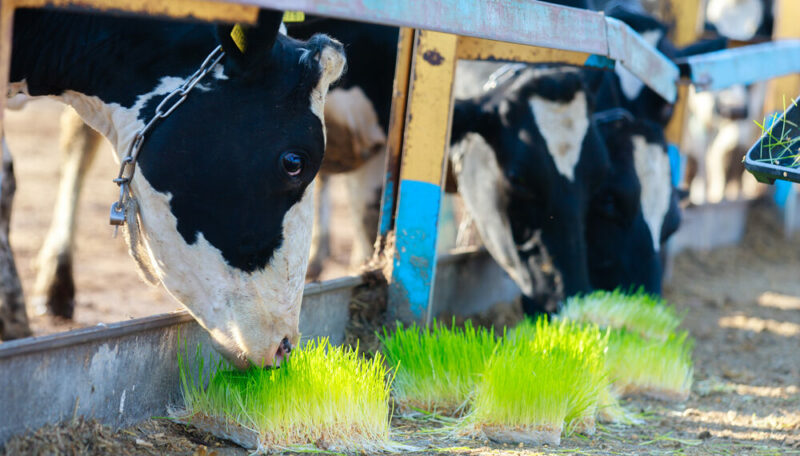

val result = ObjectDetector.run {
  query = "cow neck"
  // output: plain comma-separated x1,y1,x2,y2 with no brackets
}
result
10,9,218,110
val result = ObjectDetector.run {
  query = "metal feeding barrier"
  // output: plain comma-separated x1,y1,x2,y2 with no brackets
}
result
2,0,800,444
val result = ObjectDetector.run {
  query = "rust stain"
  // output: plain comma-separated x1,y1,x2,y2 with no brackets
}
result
422,49,444,66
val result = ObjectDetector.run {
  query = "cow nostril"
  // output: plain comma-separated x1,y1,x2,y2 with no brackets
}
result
281,337,292,354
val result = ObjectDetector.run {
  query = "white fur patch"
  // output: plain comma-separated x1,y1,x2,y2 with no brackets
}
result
211,63,228,80
707,0,763,41
529,92,589,182
632,136,671,251
450,133,534,296
309,43,346,143
614,30,663,101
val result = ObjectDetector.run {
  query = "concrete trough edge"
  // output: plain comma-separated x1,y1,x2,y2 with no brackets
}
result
667,199,751,254
0,248,519,445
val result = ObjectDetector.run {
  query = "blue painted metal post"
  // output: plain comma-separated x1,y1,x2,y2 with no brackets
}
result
388,30,458,324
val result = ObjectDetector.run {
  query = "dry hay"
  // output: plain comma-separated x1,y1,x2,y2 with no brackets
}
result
1,417,236,456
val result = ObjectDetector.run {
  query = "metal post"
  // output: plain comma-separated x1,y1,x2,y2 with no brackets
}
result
388,30,458,324
663,0,703,189
377,27,414,241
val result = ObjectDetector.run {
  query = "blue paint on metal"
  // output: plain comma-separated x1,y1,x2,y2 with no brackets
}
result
764,111,794,210
775,179,793,209
391,179,442,319
687,40,800,92
378,177,395,236
667,143,684,188
584,54,615,69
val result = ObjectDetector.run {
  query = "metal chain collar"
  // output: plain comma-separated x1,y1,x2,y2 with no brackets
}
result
109,45,226,231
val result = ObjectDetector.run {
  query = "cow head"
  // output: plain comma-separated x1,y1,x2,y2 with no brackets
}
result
113,12,344,368
451,67,610,315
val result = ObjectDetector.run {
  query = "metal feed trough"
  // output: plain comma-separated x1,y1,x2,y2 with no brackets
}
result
3,0,800,445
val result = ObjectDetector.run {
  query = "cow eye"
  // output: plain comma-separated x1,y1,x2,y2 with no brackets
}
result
280,151,304,177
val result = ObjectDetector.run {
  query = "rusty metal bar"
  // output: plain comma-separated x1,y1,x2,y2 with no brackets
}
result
456,36,613,69
377,27,414,239
662,0,702,184
13,0,259,23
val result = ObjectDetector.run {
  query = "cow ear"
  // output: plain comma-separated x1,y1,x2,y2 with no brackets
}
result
217,9,283,73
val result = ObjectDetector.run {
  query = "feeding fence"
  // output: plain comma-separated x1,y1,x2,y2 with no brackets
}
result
2,0,800,446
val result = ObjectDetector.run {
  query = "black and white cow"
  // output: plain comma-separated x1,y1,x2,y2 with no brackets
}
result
1,9,346,369
451,66,610,314
288,10,684,313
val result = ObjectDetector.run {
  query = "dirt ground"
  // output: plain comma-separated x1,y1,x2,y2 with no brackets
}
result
2,100,799,454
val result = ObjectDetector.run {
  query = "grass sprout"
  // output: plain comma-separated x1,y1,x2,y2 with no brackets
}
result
461,318,609,446
605,329,694,402
378,319,497,415
177,338,405,453
559,289,681,341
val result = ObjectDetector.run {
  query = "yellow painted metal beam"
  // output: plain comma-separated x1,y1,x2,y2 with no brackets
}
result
12,0,259,23
456,36,592,66
663,0,702,145
399,30,458,186
764,0,800,116
658,0,703,47
388,30,458,322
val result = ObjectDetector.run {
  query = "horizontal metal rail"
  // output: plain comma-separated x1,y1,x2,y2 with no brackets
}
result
218,0,679,102
681,40,800,92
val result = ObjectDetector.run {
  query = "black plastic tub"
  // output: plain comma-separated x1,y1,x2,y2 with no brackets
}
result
744,100,800,184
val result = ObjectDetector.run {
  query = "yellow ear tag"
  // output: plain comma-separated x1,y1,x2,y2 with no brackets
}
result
282,11,305,23
230,24,248,53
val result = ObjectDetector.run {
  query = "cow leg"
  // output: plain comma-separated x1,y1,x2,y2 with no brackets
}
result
343,150,385,271
307,174,330,280
706,120,739,204
32,109,101,318
0,138,32,340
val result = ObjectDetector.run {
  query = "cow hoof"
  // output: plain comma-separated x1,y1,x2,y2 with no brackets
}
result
34,253,76,319
44,265,76,319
